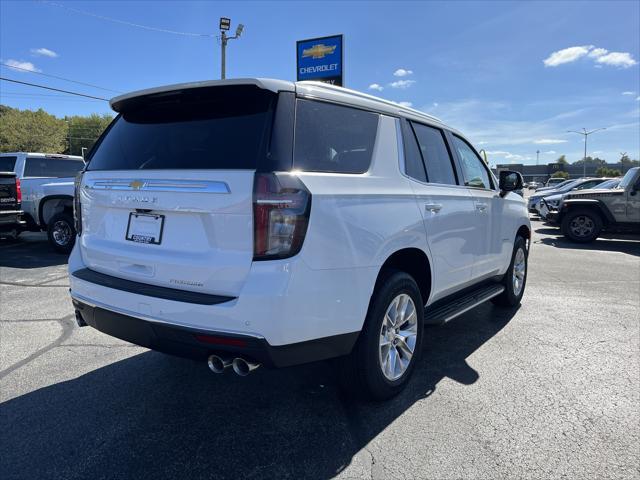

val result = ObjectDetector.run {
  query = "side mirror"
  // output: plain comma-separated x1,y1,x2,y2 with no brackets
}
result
499,170,523,196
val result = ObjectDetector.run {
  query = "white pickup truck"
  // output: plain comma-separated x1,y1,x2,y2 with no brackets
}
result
0,153,85,252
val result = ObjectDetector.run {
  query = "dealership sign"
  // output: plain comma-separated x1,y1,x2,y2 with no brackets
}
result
296,35,343,86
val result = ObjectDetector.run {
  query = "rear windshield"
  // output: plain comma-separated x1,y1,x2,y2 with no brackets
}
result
0,156,17,172
24,158,84,178
87,86,276,171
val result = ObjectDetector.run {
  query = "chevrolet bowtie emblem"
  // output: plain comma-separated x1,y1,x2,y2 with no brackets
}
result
129,180,145,190
302,43,337,59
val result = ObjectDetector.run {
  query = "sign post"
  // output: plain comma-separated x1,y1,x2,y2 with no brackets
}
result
296,35,343,86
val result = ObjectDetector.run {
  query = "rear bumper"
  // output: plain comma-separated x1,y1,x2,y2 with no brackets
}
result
0,210,26,232
71,296,358,368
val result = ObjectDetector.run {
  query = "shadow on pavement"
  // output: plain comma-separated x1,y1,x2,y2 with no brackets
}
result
1,303,517,480
534,229,640,257
0,233,68,269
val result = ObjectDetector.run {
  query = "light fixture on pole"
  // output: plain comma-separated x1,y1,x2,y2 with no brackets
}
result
219,18,244,80
567,127,606,178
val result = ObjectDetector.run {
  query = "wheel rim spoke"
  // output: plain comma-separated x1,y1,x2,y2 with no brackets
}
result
379,293,418,381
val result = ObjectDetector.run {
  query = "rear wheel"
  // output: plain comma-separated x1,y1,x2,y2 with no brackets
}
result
561,208,602,243
47,212,76,254
492,236,528,307
338,271,424,401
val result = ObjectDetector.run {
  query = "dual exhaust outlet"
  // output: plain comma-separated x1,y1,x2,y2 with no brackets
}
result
207,354,261,376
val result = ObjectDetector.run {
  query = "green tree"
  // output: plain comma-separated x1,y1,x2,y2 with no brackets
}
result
556,155,568,165
618,153,640,172
595,166,622,177
573,156,607,167
0,105,67,153
64,113,113,156
551,171,569,179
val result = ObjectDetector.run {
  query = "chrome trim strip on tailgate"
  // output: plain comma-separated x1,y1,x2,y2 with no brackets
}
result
85,179,230,193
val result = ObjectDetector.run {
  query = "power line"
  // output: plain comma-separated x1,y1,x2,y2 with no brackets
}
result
41,0,216,37
0,77,109,101
0,62,121,93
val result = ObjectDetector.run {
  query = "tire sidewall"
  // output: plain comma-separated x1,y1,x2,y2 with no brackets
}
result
361,272,424,397
503,236,528,304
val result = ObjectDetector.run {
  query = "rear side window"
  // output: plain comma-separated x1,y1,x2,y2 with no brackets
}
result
87,86,276,171
294,99,378,173
0,156,17,172
400,120,426,182
411,123,457,185
24,158,84,178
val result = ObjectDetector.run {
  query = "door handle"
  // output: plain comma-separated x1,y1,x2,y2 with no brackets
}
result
425,203,443,213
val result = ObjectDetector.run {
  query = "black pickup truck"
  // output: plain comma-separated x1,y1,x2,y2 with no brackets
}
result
0,172,25,238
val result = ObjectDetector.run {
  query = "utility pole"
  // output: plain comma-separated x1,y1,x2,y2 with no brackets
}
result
219,17,244,80
567,127,606,178
536,150,540,166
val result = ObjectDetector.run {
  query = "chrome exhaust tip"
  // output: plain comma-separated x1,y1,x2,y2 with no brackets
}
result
232,357,261,376
207,354,232,374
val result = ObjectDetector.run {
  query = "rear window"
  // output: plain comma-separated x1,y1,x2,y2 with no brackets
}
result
0,156,17,172
294,99,379,173
411,123,457,185
24,158,84,178
87,86,276,171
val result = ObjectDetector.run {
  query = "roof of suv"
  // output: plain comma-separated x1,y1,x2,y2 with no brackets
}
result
0,152,84,160
109,78,450,131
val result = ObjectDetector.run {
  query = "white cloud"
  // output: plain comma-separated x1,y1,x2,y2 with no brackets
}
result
544,150,556,155
637,96,640,101
534,139,568,144
622,91,636,95
432,102,439,108
595,52,637,68
543,45,593,67
389,79,416,89
544,45,637,69
393,68,413,77
30,47,58,58
368,83,383,91
588,48,608,58
397,101,413,107
4,59,41,72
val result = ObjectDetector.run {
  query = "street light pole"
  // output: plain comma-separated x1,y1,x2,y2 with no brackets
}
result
567,127,606,178
219,18,244,80
536,149,540,166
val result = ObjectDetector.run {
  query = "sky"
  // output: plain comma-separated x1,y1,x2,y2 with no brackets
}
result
0,0,639,165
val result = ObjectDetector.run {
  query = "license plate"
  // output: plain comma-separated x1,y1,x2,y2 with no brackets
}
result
125,212,164,245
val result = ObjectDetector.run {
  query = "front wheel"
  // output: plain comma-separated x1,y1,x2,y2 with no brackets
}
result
338,271,424,401
47,212,76,254
561,209,602,243
492,236,528,307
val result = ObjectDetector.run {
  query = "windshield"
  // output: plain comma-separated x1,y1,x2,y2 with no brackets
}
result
87,86,276,171
618,168,638,189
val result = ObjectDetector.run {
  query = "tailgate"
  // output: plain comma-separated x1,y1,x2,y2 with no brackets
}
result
0,174,18,211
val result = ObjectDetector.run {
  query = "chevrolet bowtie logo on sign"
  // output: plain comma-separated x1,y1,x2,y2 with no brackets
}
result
129,180,145,190
302,43,337,59
297,34,343,86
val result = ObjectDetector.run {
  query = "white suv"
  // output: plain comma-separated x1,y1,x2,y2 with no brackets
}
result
69,79,530,400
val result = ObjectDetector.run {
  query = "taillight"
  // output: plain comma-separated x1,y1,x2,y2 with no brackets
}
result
73,172,83,235
253,172,311,260
15,178,21,204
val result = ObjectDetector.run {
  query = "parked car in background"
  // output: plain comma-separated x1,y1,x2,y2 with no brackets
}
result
534,179,574,194
539,178,622,220
528,178,608,215
0,171,25,239
68,79,531,400
0,153,85,252
550,168,639,242
528,181,540,190
545,177,567,188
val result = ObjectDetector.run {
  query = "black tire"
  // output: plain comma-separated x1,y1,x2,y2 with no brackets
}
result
561,208,603,243
47,212,76,254
492,236,528,307
337,270,424,401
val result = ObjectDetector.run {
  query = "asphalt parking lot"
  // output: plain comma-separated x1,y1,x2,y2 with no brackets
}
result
1,221,639,480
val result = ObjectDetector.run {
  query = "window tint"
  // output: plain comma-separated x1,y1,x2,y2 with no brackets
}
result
452,136,493,189
400,119,426,182
24,158,84,178
87,86,275,171
575,180,604,190
0,156,17,172
411,123,457,185
294,99,378,173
